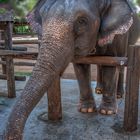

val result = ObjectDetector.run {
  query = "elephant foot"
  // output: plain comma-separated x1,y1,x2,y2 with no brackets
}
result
95,84,103,94
95,87,103,94
117,93,123,99
99,95,117,115
117,90,124,99
78,99,96,113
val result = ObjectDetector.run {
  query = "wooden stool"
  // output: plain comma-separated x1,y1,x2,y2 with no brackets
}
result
47,45,140,132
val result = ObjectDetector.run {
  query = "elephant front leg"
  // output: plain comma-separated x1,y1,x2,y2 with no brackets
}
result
99,66,120,115
73,63,96,113
96,66,124,99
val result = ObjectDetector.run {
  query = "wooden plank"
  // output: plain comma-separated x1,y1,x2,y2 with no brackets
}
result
14,62,35,66
0,74,26,81
47,76,62,121
0,46,27,51
74,56,128,66
123,45,140,132
0,11,14,22
0,61,36,66
0,39,40,44
0,50,38,59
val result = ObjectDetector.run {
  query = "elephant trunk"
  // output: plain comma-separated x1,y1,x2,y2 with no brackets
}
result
4,22,74,140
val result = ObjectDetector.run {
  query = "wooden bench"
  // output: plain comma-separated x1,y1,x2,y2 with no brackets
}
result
47,45,140,132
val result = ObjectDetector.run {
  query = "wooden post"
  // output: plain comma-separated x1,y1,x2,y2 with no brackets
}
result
124,45,140,131
0,30,7,74
5,21,16,98
47,76,62,121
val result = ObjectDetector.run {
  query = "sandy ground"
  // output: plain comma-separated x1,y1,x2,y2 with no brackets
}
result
0,79,140,140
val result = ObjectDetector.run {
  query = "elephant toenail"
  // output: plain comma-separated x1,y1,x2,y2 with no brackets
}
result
81,108,88,113
107,110,113,115
100,109,106,114
88,108,94,113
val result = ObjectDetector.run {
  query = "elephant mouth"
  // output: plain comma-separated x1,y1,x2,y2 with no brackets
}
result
98,17,133,47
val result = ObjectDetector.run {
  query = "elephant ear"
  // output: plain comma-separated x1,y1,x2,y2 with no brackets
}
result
98,0,134,46
26,0,56,35
26,0,45,35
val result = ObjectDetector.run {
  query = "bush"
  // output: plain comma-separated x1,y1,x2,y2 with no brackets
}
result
0,8,7,14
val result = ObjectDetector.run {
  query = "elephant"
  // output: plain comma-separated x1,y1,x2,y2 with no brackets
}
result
4,0,140,139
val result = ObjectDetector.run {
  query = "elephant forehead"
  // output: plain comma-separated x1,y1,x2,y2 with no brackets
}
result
64,0,89,12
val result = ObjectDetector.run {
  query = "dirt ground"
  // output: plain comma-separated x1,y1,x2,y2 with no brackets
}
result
0,79,140,140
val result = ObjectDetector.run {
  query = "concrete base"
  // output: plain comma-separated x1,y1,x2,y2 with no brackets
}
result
0,79,140,140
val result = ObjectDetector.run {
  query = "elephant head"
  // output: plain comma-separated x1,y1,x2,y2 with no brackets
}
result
5,0,133,139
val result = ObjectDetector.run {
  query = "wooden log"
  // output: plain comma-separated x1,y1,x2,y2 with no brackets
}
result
0,39,40,44
0,61,35,66
74,56,128,66
14,62,35,66
0,50,38,59
5,21,15,98
47,75,62,121
0,46,27,51
0,74,26,81
123,45,140,132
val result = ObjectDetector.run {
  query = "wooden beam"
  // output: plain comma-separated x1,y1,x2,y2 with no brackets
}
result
0,46,27,51
0,74,26,81
74,56,128,66
0,61,36,66
0,50,38,59
0,39,40,44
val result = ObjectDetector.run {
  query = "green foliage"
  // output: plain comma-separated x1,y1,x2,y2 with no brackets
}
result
0,0,8,3
0,0,38,18
0,8,6,14
10,0,38,18
14,25,31,34
136,0,140,5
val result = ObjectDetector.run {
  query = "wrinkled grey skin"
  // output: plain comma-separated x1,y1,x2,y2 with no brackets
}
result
5,0,140,139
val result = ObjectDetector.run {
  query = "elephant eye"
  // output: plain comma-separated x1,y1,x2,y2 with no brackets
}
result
74,17,89,35
77,17,88,26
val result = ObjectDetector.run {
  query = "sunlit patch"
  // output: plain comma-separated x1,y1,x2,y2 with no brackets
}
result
98,17,133,47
